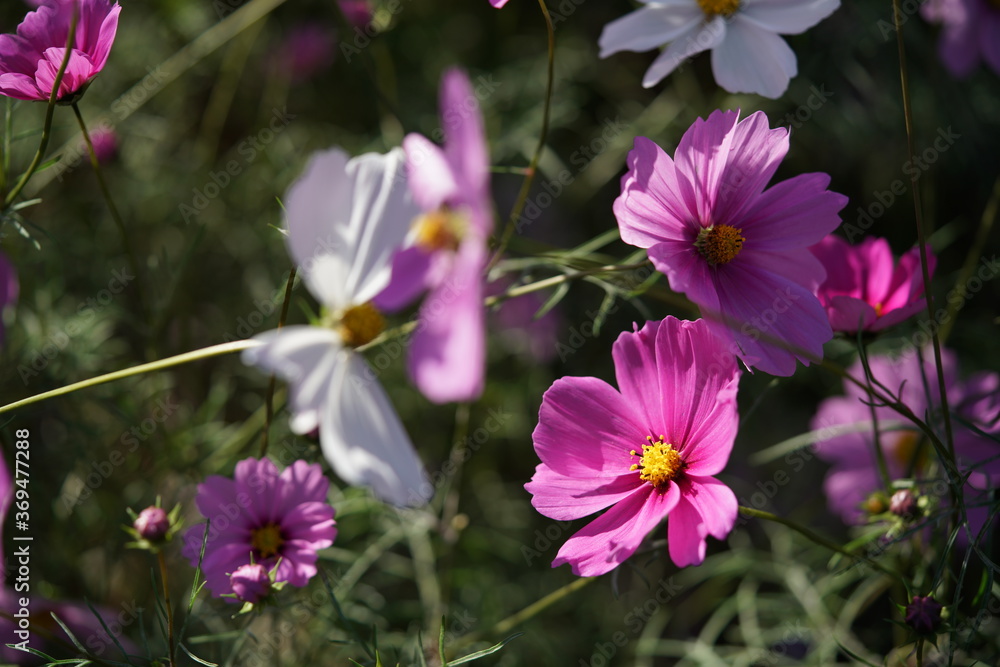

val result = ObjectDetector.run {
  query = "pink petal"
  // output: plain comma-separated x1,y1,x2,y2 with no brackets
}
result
614,136,698,249
526,463,642,520
713,111,789,224
741,173,847,250
441,68,489,216
374,245,434,312
612,318,740,477
667,477,736,567
404,132,459,212
531,375,647,478
673,109,740,223
553,484,678,576
408,240,486,403
826,295,878,333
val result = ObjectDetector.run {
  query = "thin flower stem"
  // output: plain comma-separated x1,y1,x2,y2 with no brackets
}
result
451,576,596,652
484,260,652,306
71,102,146,320
857,341,893,492
259,267,297,458
891,0,955,464
0,340,258,415
486,0,555,271
739,506,907,586
2,7,79,207
157,551,177,666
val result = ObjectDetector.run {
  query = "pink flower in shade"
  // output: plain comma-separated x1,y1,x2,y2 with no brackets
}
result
339,0,373,26
376,68,492,403
809,235,936,334
614,110,848,376
489,0,510,6
811,349,1000,531
922,0,1000,77
0,252,16,346
0,0,121,102
182,458,336,600
487,276,561,363
273,24,335,83
524,317,741,576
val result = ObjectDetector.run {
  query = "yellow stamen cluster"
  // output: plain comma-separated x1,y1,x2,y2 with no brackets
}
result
695,224,746,266
414,209,463,252
697,0,740,18
251,523,285,559
338,302,385,348
630,435,683,490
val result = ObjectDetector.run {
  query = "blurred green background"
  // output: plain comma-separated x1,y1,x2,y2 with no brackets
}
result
0,0,998,664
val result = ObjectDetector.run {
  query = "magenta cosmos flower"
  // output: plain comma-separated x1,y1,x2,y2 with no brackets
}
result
0,0,121,102
812,348,1000,526
922,0,1000,77
182,458,336,599
809,235,936,334
376,68,492,403
614,110,848,376
525,317,741,576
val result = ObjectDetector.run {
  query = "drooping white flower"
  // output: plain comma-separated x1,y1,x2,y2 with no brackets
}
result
243,147,431,507
599,0,841,99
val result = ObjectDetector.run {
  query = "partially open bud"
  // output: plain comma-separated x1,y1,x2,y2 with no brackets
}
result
230,563,272,603
905,596,943,635
134,506,170,542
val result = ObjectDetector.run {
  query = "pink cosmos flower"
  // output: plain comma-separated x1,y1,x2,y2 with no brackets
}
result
0,0,121,102
812,349,1000,528
489,0,510,6
614,110,848,376
339,0,373,27
376,68,492,403
922,0,1000,77
809,235,936,334
525,317,741,576
599,0,841,98
182,458,336,600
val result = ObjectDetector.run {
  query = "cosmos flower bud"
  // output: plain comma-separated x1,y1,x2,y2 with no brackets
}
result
889,489,918,519
133,506,170,542
905,595,944,635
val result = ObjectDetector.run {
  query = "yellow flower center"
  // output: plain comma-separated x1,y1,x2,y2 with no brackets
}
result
697,0,740,18
630,436,684,490
695,224,746,266
873,302,885,317
413,208,465,252
337,302,385,348
250,523,284,559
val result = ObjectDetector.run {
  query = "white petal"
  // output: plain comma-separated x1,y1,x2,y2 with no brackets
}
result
322,353,432,507
642,18,726,88
710,19,796,98
242,326,344,435
599,4,704,58
283,147,419,309
740,0,841,35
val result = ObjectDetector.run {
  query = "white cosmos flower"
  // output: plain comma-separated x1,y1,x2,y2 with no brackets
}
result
599,0,841,98
243,147,431,507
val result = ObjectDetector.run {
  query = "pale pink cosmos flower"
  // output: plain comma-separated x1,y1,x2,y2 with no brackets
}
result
599,0,841,98
525,317,741,576
0,0,121,102
922,0,1000,77
614,110,848,376
810,235,936,334
182,458,336,599
377,68,492,403
812,349,1000,531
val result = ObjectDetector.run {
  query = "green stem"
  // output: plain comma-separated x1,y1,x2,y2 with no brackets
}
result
0,340,257,415
891,0,955,464
486,0,555,271
484,260,651,306
739,506,907,586
451,576,596,651
71,102,146,319
158,551,177,666
2,7,79,207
